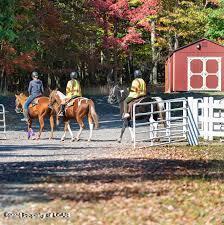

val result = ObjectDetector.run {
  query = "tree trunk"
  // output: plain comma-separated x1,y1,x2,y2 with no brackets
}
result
151,19,158,85
113,18,119,83
152,61,158,85
0,67,5,93
174,32,179,50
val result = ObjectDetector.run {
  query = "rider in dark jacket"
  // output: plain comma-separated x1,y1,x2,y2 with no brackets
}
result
21,71,44,122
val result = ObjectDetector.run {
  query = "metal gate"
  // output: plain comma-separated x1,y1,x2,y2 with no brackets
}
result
0,104,6,139
132,98,199,148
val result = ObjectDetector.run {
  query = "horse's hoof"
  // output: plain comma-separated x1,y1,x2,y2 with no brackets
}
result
75,138,80,142
60,139,65,142
71,138,75,142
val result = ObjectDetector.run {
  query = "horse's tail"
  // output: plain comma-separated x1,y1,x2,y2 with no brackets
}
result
88,100,99,129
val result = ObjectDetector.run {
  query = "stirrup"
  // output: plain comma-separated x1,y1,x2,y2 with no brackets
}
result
48,104,53,110
123,113,130,119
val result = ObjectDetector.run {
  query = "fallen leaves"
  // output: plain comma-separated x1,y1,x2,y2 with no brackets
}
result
1,145,224,224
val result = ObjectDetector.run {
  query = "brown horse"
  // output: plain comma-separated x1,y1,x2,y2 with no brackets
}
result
15,93,55,139
49,90,99,142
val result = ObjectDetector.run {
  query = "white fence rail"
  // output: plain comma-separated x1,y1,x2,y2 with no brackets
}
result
0,104,6,139
133,98,199,148
188,96,224,141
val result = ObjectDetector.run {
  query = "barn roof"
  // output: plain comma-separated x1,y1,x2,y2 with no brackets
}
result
168,38,224,58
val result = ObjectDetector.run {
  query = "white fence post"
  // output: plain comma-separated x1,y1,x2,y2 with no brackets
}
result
203,97,209,141
0,104,6,139
133,103,136,148
166,101,171,143
188,97,199,129
183,100,187,138
208,97,214,141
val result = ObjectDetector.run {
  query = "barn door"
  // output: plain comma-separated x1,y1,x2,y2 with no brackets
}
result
188,57,221,91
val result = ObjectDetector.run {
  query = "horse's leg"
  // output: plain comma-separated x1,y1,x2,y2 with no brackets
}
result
117,119,128,143
152,113,160,142
67,123,75,142
27,119,33,139
87,114,94,142
128,120,134,142
49,115,54,140
37,114,45,140
61,120,69,141
76,126,83,141
75,111,86,141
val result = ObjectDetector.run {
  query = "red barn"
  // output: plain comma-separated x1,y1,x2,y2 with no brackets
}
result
165,38,224,92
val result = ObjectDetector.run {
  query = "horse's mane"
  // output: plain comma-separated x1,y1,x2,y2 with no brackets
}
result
56,90,66,100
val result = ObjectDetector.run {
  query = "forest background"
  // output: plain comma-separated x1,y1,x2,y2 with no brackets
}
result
0,0,223,94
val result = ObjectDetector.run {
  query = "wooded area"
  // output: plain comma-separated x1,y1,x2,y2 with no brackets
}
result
0,0,223,94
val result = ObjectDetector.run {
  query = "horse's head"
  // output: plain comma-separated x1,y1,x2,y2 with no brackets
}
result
108,84,128,104
49,89,60,106
15,93,27,113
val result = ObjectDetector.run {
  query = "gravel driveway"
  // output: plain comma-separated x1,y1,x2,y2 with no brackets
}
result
0,95,139,162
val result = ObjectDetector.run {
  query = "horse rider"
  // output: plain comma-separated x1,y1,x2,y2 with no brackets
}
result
123,69,147,118
58,71,82,116
21,71,44,122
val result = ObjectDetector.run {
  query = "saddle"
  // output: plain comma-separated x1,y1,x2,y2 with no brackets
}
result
30,97,41,108
127,96,148,119
65,97,88,110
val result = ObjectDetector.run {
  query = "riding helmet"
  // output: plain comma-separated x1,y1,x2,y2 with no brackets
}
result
31,71,39,78
70,71,78,80
134,70,142,78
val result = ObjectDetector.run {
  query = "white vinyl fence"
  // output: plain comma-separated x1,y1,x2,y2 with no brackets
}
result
188,97,224,141
0,104,6,139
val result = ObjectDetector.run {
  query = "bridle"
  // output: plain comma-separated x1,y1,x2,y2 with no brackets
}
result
109,85,126,104
15,97,23,113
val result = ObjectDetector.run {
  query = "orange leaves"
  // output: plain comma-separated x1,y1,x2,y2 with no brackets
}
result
0,42,36,74
1,42,16,55
19,0,35,10
13,51,36,72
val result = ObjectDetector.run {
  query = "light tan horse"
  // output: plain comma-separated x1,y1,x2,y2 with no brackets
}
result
49,90,99,142
15,93,55,139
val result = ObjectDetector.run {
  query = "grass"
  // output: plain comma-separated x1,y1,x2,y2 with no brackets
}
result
1,145,224,225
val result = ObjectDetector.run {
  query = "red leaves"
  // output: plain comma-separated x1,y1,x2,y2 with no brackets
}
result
0,42,36,74
121,28,145,47
127,0,158,22
2,43,16,55
37,5,62,32
13,51,36,72
89,0,159,51
109,0,129,18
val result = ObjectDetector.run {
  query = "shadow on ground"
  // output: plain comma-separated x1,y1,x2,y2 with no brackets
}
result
0,157,223,208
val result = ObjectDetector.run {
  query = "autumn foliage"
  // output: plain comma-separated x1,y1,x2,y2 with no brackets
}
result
0,0,223,92
88,0,159,50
